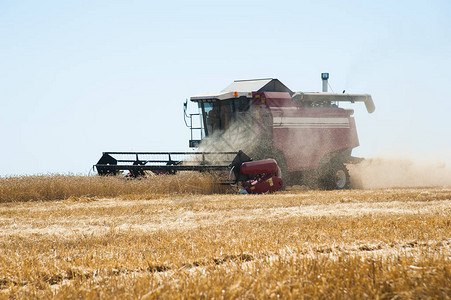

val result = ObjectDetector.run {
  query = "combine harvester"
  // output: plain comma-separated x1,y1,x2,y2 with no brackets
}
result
95,73,374,193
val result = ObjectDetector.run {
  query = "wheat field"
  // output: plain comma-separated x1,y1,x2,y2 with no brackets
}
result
0,175,450,299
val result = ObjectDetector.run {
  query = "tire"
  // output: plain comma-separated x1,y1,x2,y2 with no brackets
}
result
319,162,350,190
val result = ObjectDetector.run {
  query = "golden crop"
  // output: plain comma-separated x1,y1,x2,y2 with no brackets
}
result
0,175,449,299
0,173,228,203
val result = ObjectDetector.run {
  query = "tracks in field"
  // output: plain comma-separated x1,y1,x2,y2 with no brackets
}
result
1,189,450,297
0,198,449,237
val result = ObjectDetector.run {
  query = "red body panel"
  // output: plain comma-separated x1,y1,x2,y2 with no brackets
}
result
252,92,359,171
240,159,279,176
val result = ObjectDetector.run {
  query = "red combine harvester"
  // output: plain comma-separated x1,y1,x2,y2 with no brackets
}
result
95,74,374,193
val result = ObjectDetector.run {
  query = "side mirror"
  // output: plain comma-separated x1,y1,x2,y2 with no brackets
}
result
183,100,188,116
183,100,189,127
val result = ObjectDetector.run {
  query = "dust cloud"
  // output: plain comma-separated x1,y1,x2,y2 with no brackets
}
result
198,113,259,153
348,156,451,189
193,110,451,190
191,113,262,165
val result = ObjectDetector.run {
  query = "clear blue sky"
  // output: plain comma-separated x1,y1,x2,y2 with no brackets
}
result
1,0,450,176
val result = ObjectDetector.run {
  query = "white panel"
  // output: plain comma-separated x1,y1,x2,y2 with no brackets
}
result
272,117,350,129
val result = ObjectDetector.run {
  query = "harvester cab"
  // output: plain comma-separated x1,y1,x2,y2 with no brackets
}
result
187,78,292,147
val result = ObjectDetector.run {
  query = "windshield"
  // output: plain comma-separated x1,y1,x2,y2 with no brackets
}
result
199,97,250,136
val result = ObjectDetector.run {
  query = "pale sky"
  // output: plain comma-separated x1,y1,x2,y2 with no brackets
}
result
1,0,450,176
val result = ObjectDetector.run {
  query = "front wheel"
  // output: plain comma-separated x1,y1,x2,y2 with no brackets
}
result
319,163,350,190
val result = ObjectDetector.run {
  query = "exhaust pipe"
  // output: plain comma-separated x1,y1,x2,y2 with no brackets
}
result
321,73,329,92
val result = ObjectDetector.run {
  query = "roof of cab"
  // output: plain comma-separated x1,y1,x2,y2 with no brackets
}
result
190,78,292,102
222,78,292,94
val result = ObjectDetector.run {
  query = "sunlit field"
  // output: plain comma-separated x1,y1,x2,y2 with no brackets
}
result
0,175,449,298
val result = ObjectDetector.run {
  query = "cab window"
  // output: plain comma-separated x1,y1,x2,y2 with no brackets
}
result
201,97,250,136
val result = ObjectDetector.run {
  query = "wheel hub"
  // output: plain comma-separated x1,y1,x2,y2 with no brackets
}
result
335,169,347,189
